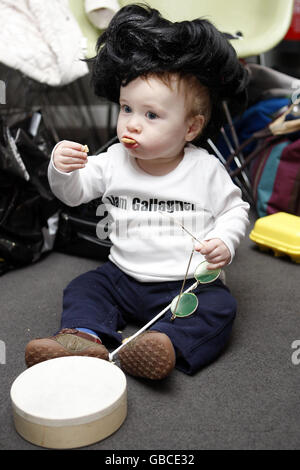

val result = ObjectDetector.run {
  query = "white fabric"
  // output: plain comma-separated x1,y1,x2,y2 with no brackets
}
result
48,143,249,282
41,212,60,254
0,0,89,86
85,0,120,29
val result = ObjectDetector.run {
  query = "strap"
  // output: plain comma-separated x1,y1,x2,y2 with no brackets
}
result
229,135,282,178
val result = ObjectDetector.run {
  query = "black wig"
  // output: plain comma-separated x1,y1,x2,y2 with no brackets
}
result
89,3,248,144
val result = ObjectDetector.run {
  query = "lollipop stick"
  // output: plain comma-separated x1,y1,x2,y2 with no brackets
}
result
109,280,198,361
171,248,195,321
158,211,204,247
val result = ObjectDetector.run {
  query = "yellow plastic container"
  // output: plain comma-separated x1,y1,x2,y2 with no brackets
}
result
249,212,300,263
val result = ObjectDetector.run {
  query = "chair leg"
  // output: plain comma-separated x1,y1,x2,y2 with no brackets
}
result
95,135,118,154
207,138,254,205
258,53,266,66
221,101,253,194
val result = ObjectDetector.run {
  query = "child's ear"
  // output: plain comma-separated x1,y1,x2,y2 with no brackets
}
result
185,114,205,142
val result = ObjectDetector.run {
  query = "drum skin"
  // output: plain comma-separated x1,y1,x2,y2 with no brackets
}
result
10,356,127,449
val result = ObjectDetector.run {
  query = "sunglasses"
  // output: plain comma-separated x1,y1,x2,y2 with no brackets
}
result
159,212,221,320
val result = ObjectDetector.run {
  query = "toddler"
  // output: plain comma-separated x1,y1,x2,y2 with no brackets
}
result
25,4,249,379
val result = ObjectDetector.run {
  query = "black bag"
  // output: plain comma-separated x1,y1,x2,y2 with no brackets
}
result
0,111,60,275
54,198,112,261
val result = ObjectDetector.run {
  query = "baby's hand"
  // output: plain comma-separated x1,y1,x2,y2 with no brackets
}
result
194,238,231,270
53,140,88,173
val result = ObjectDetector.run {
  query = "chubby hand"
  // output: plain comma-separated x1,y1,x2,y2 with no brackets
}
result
53,140,88,173
194,238,231,270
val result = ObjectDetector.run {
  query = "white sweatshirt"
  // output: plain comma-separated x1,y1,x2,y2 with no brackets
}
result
48,143,249,282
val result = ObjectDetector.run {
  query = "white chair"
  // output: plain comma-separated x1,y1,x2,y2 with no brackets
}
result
69,0,295,60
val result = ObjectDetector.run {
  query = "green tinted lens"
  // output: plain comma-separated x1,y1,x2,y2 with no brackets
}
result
194,260,221,283
170,293,198,317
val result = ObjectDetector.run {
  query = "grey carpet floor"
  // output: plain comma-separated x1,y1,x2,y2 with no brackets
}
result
1,209,300,450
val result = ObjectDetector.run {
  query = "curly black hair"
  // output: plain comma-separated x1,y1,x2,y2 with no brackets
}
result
89,3,248,144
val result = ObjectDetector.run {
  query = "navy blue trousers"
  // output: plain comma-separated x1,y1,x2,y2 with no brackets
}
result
61,261,236,375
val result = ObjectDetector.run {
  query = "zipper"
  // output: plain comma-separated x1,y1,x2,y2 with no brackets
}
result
77,232,112,247
61,212,97,228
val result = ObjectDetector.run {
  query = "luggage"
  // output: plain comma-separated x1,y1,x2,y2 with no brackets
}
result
250,137,300,217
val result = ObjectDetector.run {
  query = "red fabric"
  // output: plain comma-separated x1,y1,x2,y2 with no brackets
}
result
285,0,300,40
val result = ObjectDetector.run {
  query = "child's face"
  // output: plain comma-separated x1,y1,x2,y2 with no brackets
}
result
117,75,199,165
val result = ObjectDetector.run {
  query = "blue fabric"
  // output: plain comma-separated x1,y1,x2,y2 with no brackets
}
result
76,327,99,338
217,98,290,165
61,261,236,375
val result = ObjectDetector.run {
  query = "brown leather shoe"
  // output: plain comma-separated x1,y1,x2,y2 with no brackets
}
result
25,328,109,367
118,331,175,380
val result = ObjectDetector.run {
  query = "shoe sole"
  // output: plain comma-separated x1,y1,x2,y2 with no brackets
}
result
25,338,109,368
118,331,175,380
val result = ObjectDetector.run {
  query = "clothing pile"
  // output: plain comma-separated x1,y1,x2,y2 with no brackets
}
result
0,0,89,86
217,63,300,217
